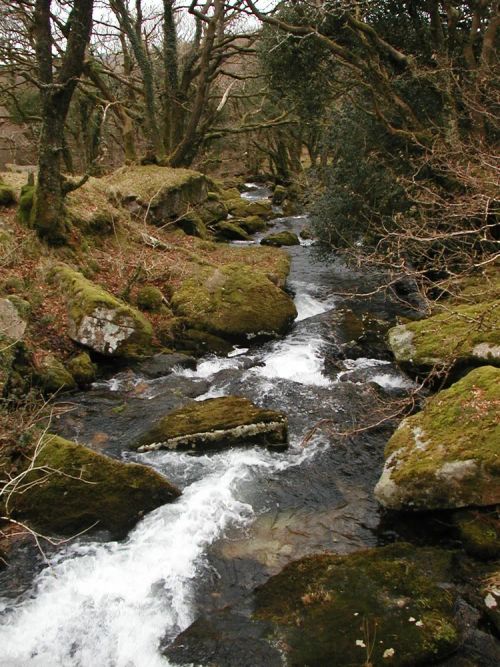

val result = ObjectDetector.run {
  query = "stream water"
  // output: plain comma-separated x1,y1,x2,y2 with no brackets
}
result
0,190,419,666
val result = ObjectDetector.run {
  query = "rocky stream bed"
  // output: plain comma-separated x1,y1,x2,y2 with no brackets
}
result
0,187,498,666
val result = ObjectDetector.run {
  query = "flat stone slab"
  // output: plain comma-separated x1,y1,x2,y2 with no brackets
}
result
133,396,288,452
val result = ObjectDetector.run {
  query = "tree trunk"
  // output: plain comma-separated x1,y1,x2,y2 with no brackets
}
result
32,0,94,245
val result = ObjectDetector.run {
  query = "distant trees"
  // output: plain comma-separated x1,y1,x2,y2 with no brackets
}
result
249,0,499,281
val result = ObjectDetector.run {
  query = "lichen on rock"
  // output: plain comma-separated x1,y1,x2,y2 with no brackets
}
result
375,366,500,511
133,396,288,452
8,434,181,537
388,299,500,375
54,265,153,357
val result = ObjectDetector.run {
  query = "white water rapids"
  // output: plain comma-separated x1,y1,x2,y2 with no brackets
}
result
0,268,334,667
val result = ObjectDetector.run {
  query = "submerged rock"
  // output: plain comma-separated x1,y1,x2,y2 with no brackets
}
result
55,266,153,357
8,434,181,536
388,299,500,376
375,366,500,511
171,263,297,342
261,231,300,247
133,396,288,452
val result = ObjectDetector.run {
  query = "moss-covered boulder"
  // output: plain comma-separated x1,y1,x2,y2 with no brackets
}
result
133,396,288,452
177,211,209,239
55,266,153,357
388,299,500,375
17,183,35,225
8,435,181,536
214,221,250,241
32,353,76,394
170,264,297,342
272,185,287,205
253,543,460,667
375,366,500,511
0,180,15,206
136,285,164,312
261,231,300,247
226,198,273,219
237,216,267,234
452,509,500,560
0,334,16,395
106,165,208,225
66,352,97,387
197,199,228,225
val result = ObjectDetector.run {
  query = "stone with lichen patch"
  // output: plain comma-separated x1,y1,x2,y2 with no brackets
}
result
388,299,500,375
375,366,500,511
133,396,288,452
54,265,153,357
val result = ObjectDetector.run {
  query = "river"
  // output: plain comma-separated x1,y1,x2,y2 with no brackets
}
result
0,188,418,666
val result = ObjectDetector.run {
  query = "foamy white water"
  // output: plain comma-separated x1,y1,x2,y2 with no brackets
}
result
250,337,331,387
0,446,314,667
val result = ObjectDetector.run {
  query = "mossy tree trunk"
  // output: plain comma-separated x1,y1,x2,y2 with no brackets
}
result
32,0,94,246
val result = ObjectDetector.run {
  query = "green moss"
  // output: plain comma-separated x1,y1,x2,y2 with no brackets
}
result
136,286,164,312
197,199,228,225
177,212,209,239
66,352,96,387
237,216,267,234
254,543,460,667
105,165,206,203
54,265,153,357
1,276,26,294
171,263,297,342
0,182,15,206
218,187,241,201
32,354,76,394
376,366,500,510
6,295,31,319
388,299,500,372
452,509,500,560
226,198,272,219
10,434,181,536
272,185,287,205
133,396,288,451
0,334,16,396
17,184,35,225
215,221,250,241
261,231,300,247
